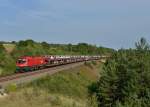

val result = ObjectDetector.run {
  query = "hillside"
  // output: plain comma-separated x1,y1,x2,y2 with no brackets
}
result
0,61,103,107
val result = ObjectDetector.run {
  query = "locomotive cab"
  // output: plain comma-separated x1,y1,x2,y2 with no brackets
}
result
17,59,27,64
16,58,28,72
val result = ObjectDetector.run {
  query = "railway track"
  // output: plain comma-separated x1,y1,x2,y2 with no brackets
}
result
0,61,90,88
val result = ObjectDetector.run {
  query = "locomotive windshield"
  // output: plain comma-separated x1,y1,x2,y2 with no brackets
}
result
17,59,27,64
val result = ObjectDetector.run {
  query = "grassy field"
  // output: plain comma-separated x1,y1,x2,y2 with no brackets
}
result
0,61,103,107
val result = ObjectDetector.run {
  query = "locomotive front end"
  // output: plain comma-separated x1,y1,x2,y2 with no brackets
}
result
16,57,29,72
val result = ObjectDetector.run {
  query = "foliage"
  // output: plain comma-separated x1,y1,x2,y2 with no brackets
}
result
0,43,5,52
89,37,150,107
0,43,16,75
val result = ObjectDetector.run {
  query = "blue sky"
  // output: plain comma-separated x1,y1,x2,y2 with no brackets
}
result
0,0,150,49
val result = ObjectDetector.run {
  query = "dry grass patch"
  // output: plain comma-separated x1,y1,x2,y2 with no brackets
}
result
3,44,15,53
0,88,87,107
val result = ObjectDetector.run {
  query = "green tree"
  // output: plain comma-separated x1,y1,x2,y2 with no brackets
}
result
135,37,149,50
89,38,150,107
41,41,50,49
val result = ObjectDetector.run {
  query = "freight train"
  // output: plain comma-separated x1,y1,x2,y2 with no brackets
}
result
16,55,101,72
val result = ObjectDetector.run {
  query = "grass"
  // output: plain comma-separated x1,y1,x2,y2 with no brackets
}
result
3,44,15,53
0,61,103,107
0,88,87,107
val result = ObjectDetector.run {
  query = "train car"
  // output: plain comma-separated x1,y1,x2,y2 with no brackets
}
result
16,56,47,72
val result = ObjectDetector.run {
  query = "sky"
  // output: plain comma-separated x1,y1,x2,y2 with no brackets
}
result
0,0,150,49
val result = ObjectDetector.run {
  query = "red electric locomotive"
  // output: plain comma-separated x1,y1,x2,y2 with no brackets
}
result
16,56,48,72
